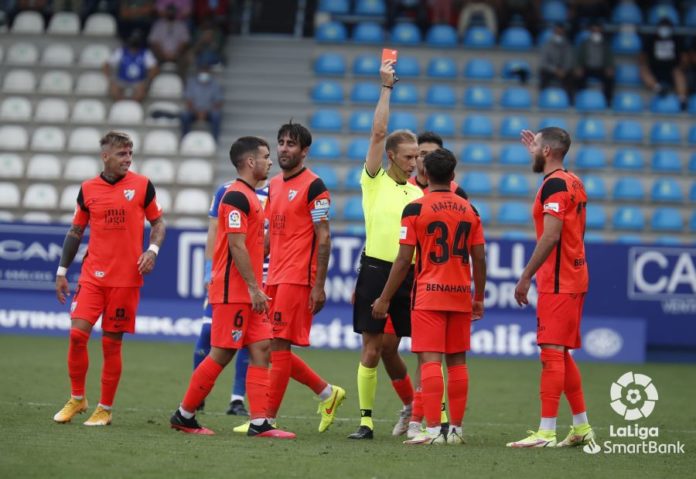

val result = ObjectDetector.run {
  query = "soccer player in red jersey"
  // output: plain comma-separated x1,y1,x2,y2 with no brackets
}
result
507,127,595,448
372,148,487,445
170,136,294,439
407,131,468,198
53,131,166,426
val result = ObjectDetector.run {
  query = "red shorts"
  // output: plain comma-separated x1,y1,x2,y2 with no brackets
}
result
537,292,585,349
266,283,313,347
384,315,396,335
411,310,472,354
70,281,140,334
211,303,272,349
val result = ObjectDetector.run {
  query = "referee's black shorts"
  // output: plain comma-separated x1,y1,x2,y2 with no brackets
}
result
353,254,414,337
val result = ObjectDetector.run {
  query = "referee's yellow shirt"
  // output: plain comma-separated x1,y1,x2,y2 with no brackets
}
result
361,166,423,263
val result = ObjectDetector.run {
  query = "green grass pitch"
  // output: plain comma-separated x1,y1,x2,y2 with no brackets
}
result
0,335,693,478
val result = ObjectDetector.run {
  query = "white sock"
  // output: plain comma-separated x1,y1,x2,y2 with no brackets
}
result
539,417,556,431
231,394,244,403
318,384,333,401
97,403,112,411
179,407,194,419
71,395,83,400
250,418,266,426
426,426,440,436
572,412,589,426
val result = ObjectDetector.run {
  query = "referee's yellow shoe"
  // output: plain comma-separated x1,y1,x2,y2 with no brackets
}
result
317,386,346,432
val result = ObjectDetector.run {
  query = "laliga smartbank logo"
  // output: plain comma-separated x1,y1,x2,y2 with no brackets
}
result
583,372,685,455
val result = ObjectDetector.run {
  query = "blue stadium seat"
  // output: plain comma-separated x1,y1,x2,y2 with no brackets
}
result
395,55,420,77
651,149,681,172
616,234,643,244
651,94,681,114
499,173,530,197
501,230,534,240
352,22,385,44
612,31,641,54
536,27,553,46
461,115,493,138
691,212,696,232
463,86,494,109
462,26,495,48
582,174,607,200
501,60,531,81
349,111,372,133
500,87,532,109
391,23,422,45
615,63,642,86
652,207,683,232
424,113,455,137
541,0,567,22
345,224,366,236
687,6,696,28
500,115,530,139
460,171,493,196
613,177,645,201
314,53,346,76
499,144,529,166
388,111,418,132
691,182,696,202
499,26,533,51
392,83,419,105
613,206,645,230
347,138,369,161
312,165,339,190
352,54,380,76
575,146,607,169
651,178,683,202
343,196,364,221
425,25,457,48
350,82,380,104
647,4,680,25
611,2,643,24
355,0,385,16
585,204,607,230
427,57,457,79
461,143,493,164
471,201,491,224
318,0,349,14
576,118,606,142
311,80,344,103
689,124,696,145
691,153,696,172
613,119,643,143
688,95,696,115
612,91,643,113
538,117,568,130
316,21,348,43
310,109,342,132
344,167,362,191
497,202,531,225
584,231,605,242
426,84,456,107
650,121,681,145
538,88,569,110
464,58,495,80
575,89,607,112
613,148,645,170
311,137,341,160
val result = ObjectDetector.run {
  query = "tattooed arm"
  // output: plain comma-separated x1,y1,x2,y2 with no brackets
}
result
55,224,85,304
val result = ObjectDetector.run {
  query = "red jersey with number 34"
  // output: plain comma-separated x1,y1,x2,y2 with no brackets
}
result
400,191,485,312
532,169,588,294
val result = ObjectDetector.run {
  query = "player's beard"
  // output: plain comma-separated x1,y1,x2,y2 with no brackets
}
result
532,151,545,173
278,153,302,171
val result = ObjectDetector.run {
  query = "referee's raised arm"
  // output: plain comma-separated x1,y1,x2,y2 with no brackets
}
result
365,59,397,177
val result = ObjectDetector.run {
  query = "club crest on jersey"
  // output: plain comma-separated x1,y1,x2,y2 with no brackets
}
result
70,301,78,313
231,330,243,342
229,210,241,228
543,202,559,213
123,189,135,201
288,189,298,201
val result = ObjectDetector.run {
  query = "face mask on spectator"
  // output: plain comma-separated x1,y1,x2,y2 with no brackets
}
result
590,32,602,43
198,72,211,83
553,34,564,44
658,26,672,38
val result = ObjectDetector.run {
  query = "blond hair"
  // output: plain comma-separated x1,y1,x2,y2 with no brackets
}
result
100,131,133,151
385,129,417,153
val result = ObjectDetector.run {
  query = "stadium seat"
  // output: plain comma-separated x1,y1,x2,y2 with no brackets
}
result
499,26,533,50
463,86,494,109
690,153,696,172
312,80,344,103
310,109,342,132
143,130,178,155
651,149,681,172
83,13,117,36
650,121,681,145
691,212,696,232
75,72,108,95
23,184,58,209
460,143,493,164
501,60,531,81
613,119,643,143
499,144,529,166
575,89,607,112
585,204,607,230
22,212,53,223
612,31,641,54
71,99,106,123
501,230,534,240
498,173,530,197
470,201,491,224
0,183,21,208
0,96,32,121
0,125,29,150
425,25,457,48
315,21,348,43
151,187,171,212
181,131,216,155
613,148,645,170
352,22,384,44
651,178,683,202
426,85,456,107
584,232,605,243
59,185,81,210
499,115,530,139
462,26,495,48
348,111,372,133
174,189,209,215
460,171,493,196
108,100,144,124
7,43,39,65
39,70,73,94
42,44,75,66
541,0,567,22
11,11,44,32
318,0,349,14
650,94,681,114
576,118,606,142
78,44,111,68
500,87,532,109
141,159,175,183
612,2,642,24
344,167,363,191
652,208,683,232
353,54,380,76
612,91,643,113
613,177,645,201
343,196,364,221
687,6,696,28
497,202,531,225
582,175,607,200
424,113,455,136
689,96,696,115
391,23,421,45
31,127,65,152
394,55,420,77
691,183,696,202
3,69,36,93
174,217,207,229
615,63,642,86
647,4,680,25
427,57,457,79
0,153,24,179
347,138,370,161
538,88,569,110
34,98,69,122
538,117,568,130
574,146,607,169
150,74,183,99
463,58,494,80
613,206,645,230
314,53,346,76
26,155,61,179
388,111,418,132
178,159,213,185
689,125,696,145
392,83,419,105
536,27,553,46
355,0,385,16
350,82,380,104
311,137,341,160
461,115,493,138
311,165,339,190
64,157,100,181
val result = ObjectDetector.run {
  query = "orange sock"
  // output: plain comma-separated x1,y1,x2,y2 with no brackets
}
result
447,364,468,427
540,349,565,419
246,364,270,420
68,328,90,397
181,356,224,413
291,352,327,395
421,362,443,428
100,336,122,407
410,389,423,422
268,350,292,418
564,351,586,414
391,375,414,407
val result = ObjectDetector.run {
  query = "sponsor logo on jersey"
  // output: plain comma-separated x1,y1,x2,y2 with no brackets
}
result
543,202,559,212
123,189,135,201
94,271,105,278
400,226,407,240
314,198,329,209
229,210,241,228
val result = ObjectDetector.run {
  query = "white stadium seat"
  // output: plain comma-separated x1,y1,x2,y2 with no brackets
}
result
178,159,213,185
75,72,108,95
68,128,101,153
60,185,82,210
146,101,181,126
31,126,66,152
47,12,80,35
0,153,24,179
174,217,207,228
79,44,111,68
11,11,44,33
0,211,15,222
108,100,144,124
0,45,3,63
174,189,209,215
143,130,178,155
83,13,117,36
22,212,53,223
150,73,183,98
0,125,29,150
35,98,70,122
0,96,32,121
64,156,100,181
7,42,39,65
0,183,21,207
154,188,172,212
59,213,76,224
140,159,176,183
71,99,107,123
3,69,37,93
119,129,140,153
23,183,58,209
42,43,75,66
27,155,62,179
39,70,73,94
180,131,216,156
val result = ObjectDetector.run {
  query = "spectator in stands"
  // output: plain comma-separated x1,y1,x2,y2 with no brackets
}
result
430,0,454,26
156,0,191,20
457,0,499,37
148,4,190,77
385,0,430,37
575,22,615,105
8,0,52,26
568,0,611,35
181,60,223,142
498,0,540,37
118,0,155,39
539,23,576,104
190,21,225,68
194,0,230,31
103,30,159,102
640,17,688,110
684,41,696,96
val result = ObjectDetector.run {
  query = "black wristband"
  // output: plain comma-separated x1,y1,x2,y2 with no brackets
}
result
382,84,393,89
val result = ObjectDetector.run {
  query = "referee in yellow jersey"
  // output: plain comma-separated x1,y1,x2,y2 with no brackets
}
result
348,59,423,440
